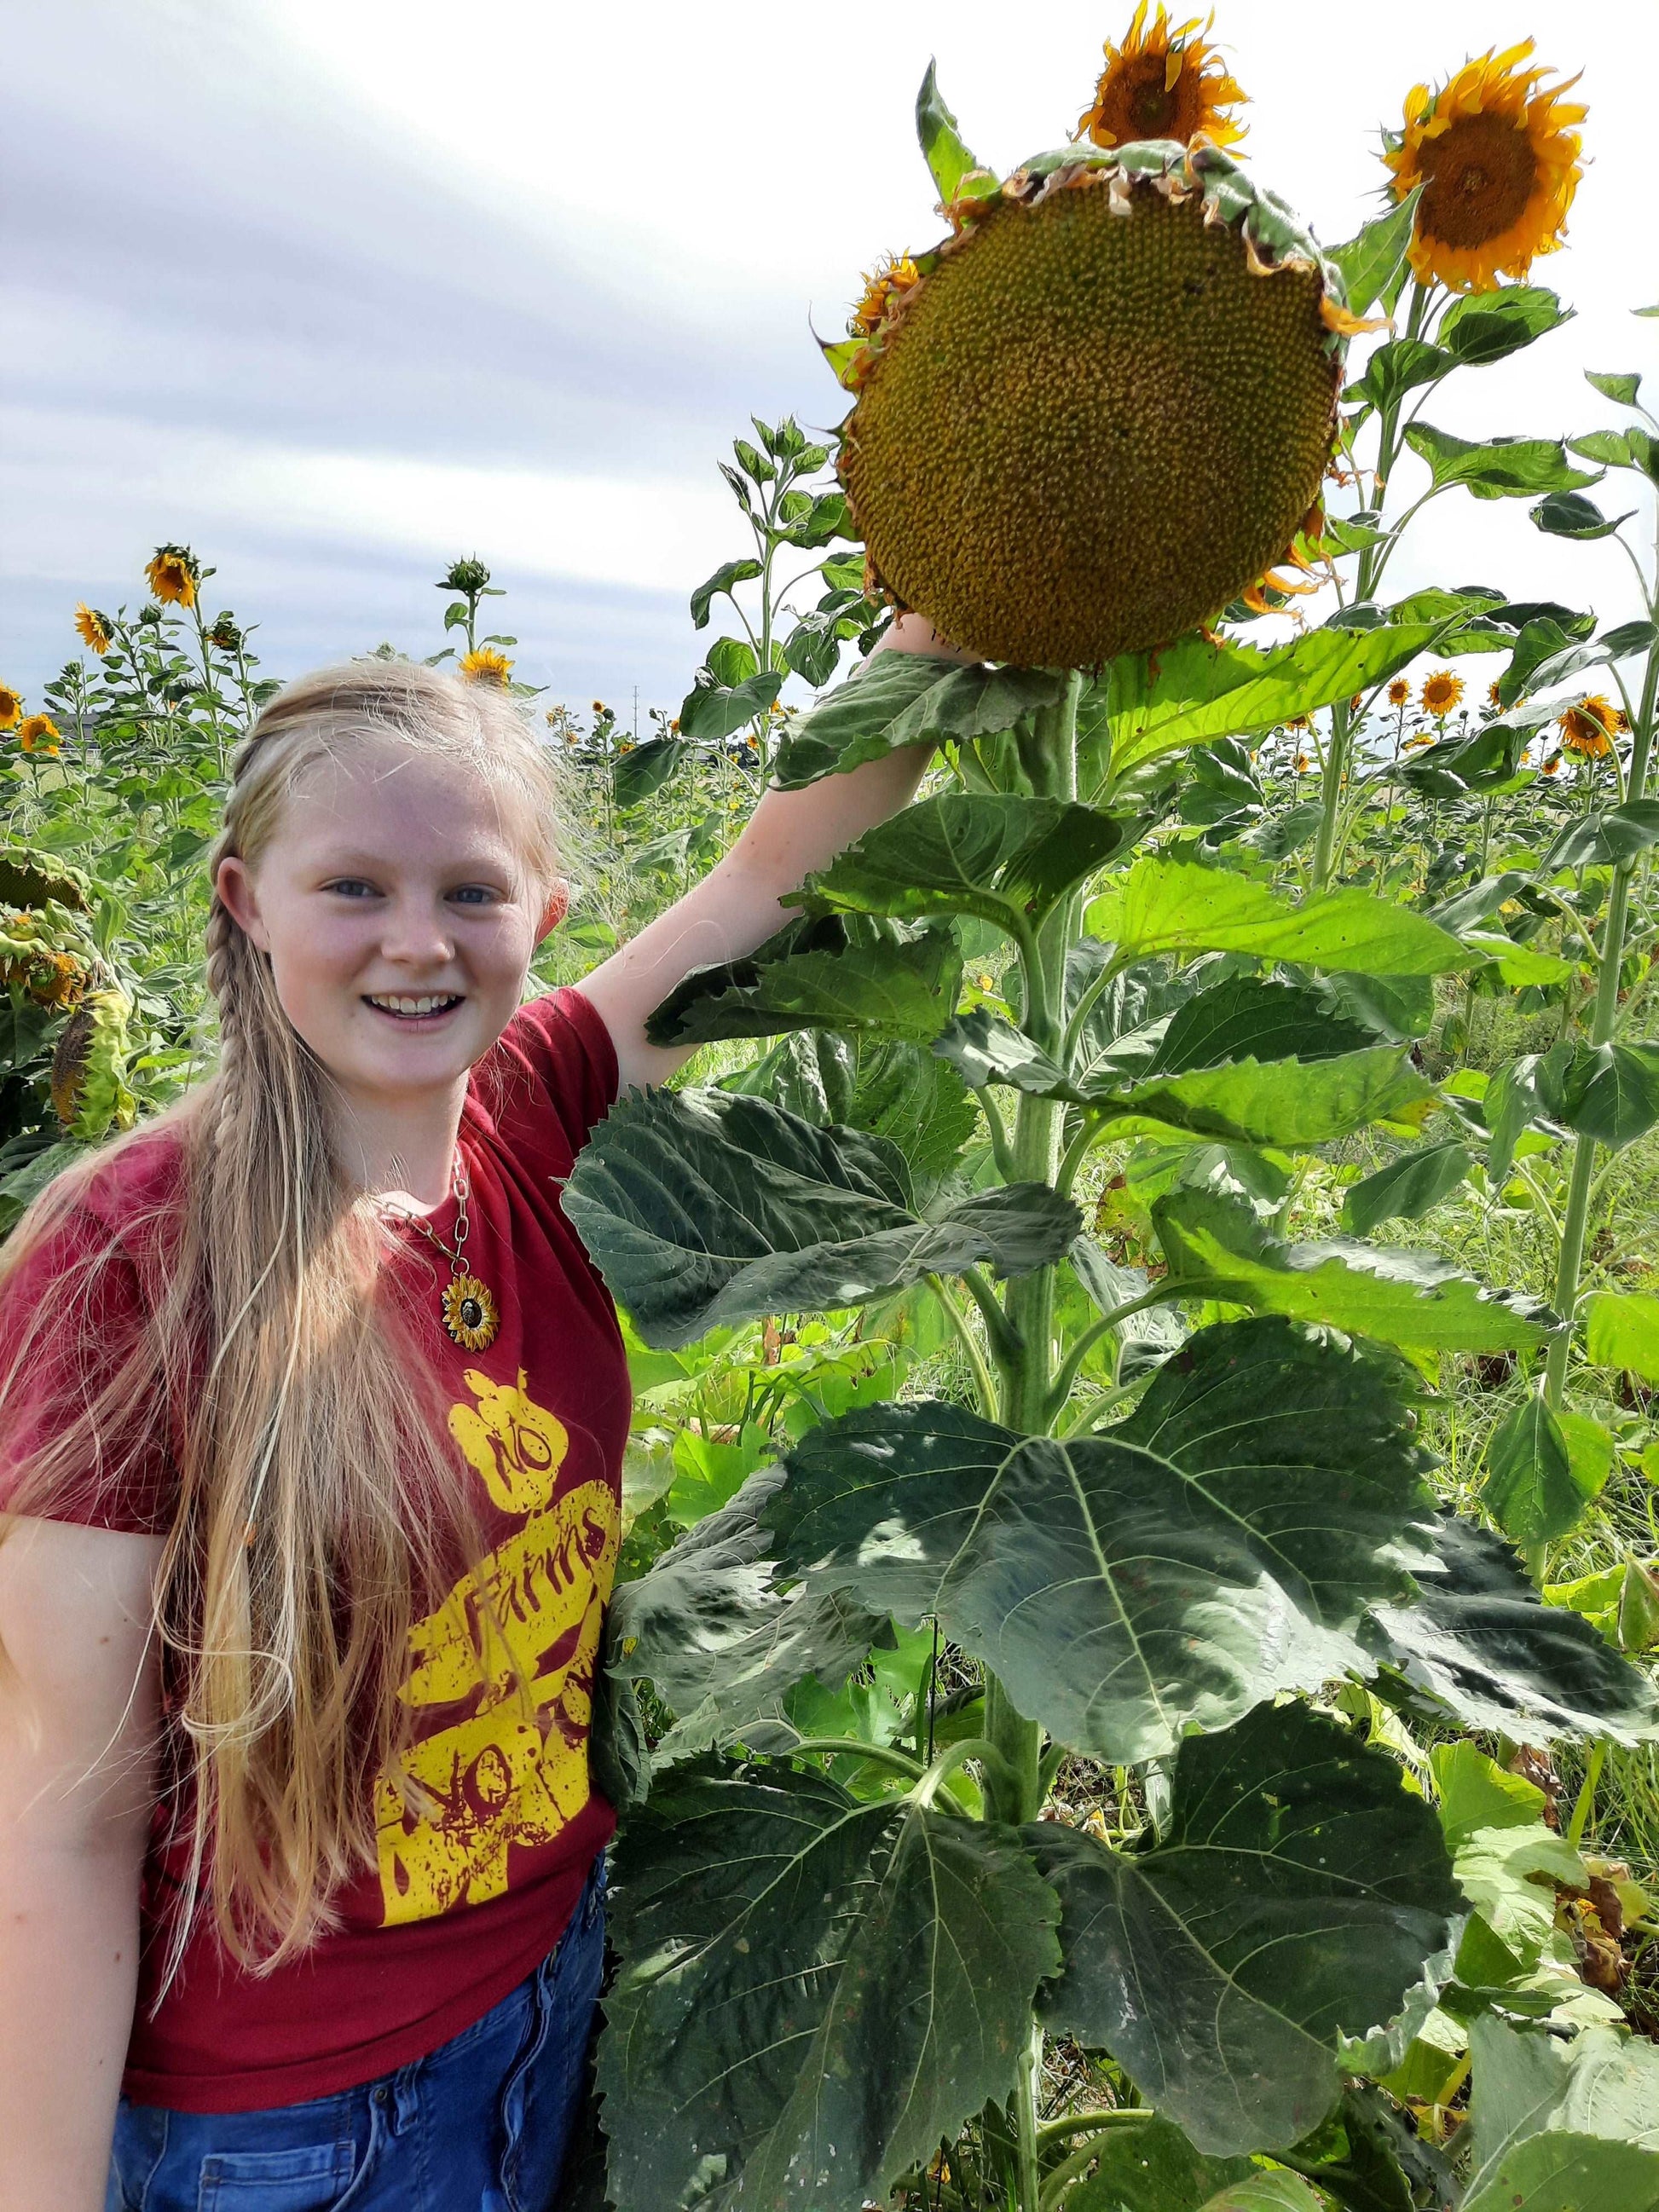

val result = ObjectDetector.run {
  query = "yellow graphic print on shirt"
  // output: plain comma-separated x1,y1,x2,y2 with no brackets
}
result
375,1369,620,1926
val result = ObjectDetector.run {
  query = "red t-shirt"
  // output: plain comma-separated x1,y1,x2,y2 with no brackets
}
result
0,988,631,2112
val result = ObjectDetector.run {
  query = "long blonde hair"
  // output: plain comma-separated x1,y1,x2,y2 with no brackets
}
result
0,660,571,1972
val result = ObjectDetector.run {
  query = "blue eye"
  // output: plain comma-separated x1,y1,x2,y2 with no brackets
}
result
327,879,378,898
449,885,500,906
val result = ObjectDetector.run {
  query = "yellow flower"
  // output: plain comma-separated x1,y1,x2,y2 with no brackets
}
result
459,646,512,685
1293,752,1309,771
1541,753,1561,775
849,251,922,340
1284,712,1310,731
145,544,199,606
74,604,112,656
18,714,61,754
0,684,21,731
1404,731,1436,750
1387,677,1411,707
1420,669,1464,716
1385,42,1586,292
1488,678,1505,707
1078,3,1247,152
1558,695,1617,758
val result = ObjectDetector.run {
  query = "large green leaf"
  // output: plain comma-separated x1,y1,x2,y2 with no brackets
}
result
766,1318,1433,1763
801,794,1126,933
1327,188,1420,315
1028,1703,1460,2155
1538,1041,1659,1151
564,1088,1076,1349
1066,2118,1250,2212
772,653,1068,787
1088,860,1469,977
1088,626,1448,787
1404,424,1599,500
1479,1396,1613,1548
1342,1141,1473,1236
646,917,961,1048
915,60,997,206
1362,1512,1659,1744
938,1014,1431,1147
605,1466,889,1762
1149,976,1374,1072
1461,2019,1659,2212
598,1762,1061,2212
1586,1290,1659,1381
1437,286,1572,368
1153,1165,1555,1353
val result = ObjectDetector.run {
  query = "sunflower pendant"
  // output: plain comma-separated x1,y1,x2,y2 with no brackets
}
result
442,1273,500,1352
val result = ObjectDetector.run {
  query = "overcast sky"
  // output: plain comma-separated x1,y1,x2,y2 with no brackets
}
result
4,0,1655,725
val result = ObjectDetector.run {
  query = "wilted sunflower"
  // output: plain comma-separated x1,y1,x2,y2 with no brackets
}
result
146,544,199,607
1078,3,1246,153
1385,42,1586,292
74,604,112,656
18,714,61,755
1558,696,1617,758
459,646,512,685
849,252,922,339
0,684,20,731
1386,677,1411,707
1420,669,1464,716
1488,678,1505,708
207,613,244,654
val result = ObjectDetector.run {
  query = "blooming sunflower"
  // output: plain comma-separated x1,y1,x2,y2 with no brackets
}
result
74,604,112,656
1420,669,1464,716
849,252,922,340
1558,696,1617,758
1541,753,1561,776
1384,42,1586,292
145,544,199,607
0,684,20,731
1284,712,1310,732
18,714,61,755
1078,4,1246,152
1387,677,1411,707
459,646,512,685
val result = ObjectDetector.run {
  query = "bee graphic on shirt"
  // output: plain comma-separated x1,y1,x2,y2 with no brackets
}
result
374,1369,619,1925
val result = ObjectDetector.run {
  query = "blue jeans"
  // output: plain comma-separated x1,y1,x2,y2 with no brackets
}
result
107,1856,606,2212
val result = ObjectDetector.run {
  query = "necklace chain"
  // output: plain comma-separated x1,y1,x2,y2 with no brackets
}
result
378,1152,500,1350
383,1152,471,1278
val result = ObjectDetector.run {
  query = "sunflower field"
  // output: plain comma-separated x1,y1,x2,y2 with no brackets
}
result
7,11,1659,2211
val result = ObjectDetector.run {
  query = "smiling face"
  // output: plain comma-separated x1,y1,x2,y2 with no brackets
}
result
217,740,562,1126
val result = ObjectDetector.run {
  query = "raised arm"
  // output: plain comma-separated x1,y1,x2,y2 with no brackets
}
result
0,1518,163,2212
578,613,976,1089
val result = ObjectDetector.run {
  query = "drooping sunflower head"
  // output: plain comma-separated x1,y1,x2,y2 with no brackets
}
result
1488,678,1504,708
74,604,113,656
459,646,513,686
0,684,21,731
849,252,923,341
1420,669,1465,716
18,714,61,755
146,543,200,607
1384,41,1586,292
1078,4,1246,153
835,113,1351,668
207,612,244,654
1558,695,1617,757
1386,677,1412,707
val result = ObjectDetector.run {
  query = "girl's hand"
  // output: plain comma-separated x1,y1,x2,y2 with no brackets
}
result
577,612,978,1089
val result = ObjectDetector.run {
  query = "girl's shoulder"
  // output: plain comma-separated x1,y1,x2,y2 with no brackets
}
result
26,1120,188,1263
468,985,620,1168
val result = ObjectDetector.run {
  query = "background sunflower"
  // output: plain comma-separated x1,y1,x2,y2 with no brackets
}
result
1077,3,1246,153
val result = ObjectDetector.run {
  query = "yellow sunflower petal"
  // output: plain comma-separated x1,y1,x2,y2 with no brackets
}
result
1078,3,1247,153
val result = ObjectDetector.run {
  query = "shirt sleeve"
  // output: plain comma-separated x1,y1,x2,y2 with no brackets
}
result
480,987,621,1169
0,1210,178,1535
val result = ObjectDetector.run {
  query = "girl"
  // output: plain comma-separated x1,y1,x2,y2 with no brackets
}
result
0,615,970,2212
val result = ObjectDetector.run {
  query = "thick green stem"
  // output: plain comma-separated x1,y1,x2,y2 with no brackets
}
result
1544,637,1659,1405
1310,697,1352,892
1014,2024,1043,2212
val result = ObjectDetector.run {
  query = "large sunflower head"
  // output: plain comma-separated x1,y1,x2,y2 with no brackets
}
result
835,115,1351,668
1384,42,1586,292
145,543,200,607
0,684,20,731
1078,5,1246,153
1558,696,1617,758
74,604,113,656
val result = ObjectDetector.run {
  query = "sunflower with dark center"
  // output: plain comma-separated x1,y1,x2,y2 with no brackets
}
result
1420,670,1464,717
0,685,20,732
1078,3,1246,153
835,122,1354,668
1385,40,1585,292
74,604,112,656
18,715,61,755
1387,677,1411,708
146,543,200,608
1558,696,1618,758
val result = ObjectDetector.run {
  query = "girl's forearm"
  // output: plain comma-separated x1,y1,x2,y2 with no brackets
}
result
0,1841,142,2212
